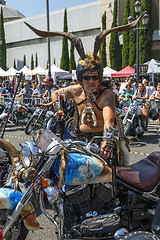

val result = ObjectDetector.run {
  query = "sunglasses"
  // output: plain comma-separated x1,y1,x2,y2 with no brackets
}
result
83,75,99,81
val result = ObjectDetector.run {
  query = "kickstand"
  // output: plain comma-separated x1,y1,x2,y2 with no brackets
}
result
134,136,140,142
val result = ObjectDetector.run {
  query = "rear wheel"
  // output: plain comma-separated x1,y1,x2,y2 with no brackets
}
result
0,209,28,240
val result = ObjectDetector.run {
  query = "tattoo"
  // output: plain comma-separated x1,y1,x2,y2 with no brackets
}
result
66,90,70,96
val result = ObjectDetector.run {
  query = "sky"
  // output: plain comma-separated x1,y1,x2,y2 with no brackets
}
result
6,0,96,18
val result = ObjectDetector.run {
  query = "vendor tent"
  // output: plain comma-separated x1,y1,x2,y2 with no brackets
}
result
111,65,135,78
58,73,72,80
0,67,7,76
6,67,18,76
50,64,69,81
19,66,32,75
103,66,117,77
144,59,160,74
31,65,47,75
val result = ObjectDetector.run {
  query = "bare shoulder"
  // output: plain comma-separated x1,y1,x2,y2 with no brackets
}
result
101,88,115,108
65,84,82,96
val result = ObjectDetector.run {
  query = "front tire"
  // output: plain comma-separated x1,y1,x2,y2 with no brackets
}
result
0,209,28,240
25,115,39,135
124,121,132,136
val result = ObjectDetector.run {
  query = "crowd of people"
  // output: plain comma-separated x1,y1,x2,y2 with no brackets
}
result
0,72,160,138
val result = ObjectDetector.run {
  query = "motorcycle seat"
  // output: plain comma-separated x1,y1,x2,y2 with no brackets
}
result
116,152,160,192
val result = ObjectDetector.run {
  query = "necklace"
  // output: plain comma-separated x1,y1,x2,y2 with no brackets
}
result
81,90,98,127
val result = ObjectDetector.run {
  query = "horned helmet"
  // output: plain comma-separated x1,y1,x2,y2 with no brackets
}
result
25,12,146,85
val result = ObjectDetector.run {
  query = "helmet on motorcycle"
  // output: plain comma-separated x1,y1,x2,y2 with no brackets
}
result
76,52,103,85
149,109,159,120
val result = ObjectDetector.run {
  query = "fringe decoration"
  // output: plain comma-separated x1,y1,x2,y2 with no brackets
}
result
58,146,69,188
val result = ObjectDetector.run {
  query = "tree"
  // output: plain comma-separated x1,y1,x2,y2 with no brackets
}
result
54,58,56,64
100,11,107,68
35,52,38,67
14,59,16,69
122,0,130,68
109,0,121,70
69,39,76,73
129,0,136,67
60,9,69,71
139,0,153,63
23,55,26,66
31,54,34,70
0,8,6,70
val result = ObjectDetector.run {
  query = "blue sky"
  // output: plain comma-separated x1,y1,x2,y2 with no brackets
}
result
6,0,96,17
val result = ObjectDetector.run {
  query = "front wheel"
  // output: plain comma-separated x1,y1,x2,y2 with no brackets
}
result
0,209,28,240
124,121,132,136
25,115,40,135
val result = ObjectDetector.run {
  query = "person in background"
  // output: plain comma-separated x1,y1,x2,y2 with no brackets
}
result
119,83,134,107
41,77,58,106
17,82,33,104
148,81,156,97
149,83,160,133
1,80,14,102
132,82,149,100
32,82,45,105
119,76,136,94
31,80,37,91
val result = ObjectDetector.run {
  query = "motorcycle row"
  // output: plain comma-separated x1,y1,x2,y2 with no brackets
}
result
0,91,159,240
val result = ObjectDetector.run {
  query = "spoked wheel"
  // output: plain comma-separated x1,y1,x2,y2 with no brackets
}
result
65,117,78,137
0,209,28,240
0,119,7,137
25,115,43,135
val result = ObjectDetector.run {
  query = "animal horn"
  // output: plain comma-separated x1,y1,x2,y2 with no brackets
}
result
93,12,147,57
24,22,86,60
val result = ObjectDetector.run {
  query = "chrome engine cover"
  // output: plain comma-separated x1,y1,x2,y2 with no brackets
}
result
79,211,120,235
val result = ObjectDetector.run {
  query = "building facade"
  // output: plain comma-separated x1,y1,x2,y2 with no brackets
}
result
3,0,160,70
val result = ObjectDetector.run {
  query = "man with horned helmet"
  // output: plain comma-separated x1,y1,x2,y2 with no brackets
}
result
24,12,145,160
51,53,116,160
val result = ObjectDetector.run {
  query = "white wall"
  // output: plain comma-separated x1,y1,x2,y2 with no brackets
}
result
5,1,100,70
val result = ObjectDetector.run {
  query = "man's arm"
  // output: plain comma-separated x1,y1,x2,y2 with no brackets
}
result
100,90,116,159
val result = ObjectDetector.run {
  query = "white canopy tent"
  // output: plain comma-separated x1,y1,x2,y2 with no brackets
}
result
0,67,7,77
103,66,117,77
31,65,47,75
144,59,160,74
6,66,18,76
50,64,69,82
19,66,32,75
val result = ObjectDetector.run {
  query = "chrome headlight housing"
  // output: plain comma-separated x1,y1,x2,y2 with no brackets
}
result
20,141,39,168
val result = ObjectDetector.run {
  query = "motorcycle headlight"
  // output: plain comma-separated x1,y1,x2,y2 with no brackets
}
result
20,142,39,168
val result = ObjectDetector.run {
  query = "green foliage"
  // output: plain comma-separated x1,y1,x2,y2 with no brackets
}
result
54,58,56,64
139,0,153,63
109,0,121,70
0,8,6,70
35,52,38,67
14,59,16,69
69,40,76,73
23,55,26,66
60,9,69,71
100,11,106,68
122,0,130,68
31,54,34,70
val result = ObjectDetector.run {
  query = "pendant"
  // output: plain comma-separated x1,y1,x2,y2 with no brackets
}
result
81,106,97,127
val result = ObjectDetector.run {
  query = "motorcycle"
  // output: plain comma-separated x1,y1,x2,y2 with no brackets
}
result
123,98,151,138
0,94,29,135
0,129,160,240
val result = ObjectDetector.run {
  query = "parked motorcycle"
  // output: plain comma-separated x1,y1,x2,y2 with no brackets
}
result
0,129,160,240
123,98,150,138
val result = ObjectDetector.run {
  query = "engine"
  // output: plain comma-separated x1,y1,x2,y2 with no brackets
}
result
62,183,121,238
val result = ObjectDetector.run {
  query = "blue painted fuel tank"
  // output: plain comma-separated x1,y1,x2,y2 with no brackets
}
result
54,152,112,185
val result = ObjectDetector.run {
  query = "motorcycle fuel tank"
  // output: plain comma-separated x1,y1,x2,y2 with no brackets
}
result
54,152,112,185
